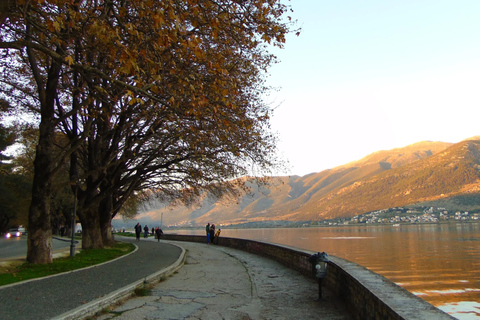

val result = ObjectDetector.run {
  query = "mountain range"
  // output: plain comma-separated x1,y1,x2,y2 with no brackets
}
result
136,137,480,227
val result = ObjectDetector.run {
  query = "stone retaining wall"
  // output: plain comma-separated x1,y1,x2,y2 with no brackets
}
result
161,234,454,320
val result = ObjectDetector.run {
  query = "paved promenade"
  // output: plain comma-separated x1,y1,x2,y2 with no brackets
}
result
0,237,183,320
0,237,351,320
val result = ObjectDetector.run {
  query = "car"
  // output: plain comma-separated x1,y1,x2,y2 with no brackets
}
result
5,227,26,238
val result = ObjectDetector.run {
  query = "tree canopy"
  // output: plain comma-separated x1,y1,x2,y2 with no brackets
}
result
0,0,297,263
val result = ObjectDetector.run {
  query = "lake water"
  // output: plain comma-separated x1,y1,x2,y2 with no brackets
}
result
172,222,480,320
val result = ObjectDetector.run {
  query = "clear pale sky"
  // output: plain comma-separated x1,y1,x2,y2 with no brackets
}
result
267,1,480,176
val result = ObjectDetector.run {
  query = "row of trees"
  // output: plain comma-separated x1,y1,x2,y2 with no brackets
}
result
0,116,79,237
0,0,296,263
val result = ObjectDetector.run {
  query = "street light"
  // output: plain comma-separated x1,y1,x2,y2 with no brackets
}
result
309,252,329,299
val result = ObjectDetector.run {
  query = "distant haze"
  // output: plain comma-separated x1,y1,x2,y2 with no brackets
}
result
118,137,480,228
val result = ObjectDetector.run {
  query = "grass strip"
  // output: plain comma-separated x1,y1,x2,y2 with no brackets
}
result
0,242,135,286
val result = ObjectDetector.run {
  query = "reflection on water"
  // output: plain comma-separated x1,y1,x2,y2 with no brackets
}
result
173,223,480,320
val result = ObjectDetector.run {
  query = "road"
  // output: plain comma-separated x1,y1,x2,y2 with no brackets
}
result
0,235,74,260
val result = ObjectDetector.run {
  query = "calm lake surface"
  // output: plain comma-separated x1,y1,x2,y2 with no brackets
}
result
173,222,480,320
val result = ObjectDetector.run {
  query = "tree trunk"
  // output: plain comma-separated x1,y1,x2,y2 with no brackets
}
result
80,210,103,249
26,92,57,263
26,141,54,264
100,221,114,247
26,202,53,264
99,195,115,247
63,210,74,238
26,228,52,264
25,25,64,263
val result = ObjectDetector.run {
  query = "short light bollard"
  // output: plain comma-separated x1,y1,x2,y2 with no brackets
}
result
309,252,329,299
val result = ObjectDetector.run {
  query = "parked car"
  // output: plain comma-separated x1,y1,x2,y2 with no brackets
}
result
5,227,26,238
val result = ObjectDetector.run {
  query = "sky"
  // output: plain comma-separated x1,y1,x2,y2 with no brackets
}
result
266,1,480,176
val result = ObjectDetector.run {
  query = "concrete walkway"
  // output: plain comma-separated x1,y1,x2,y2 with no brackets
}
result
0,237,351,320
93,241,351,320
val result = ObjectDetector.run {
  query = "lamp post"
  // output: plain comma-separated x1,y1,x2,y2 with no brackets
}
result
309,252,329,299
70,181,78,258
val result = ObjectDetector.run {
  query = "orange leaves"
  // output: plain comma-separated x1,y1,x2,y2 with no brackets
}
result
125,22,140,38
166,6,177,21
119,58,137,76
52,20,61,32
125,90,144,106
45,16,63,33
64,56,74,66
10,0,290,177
152,12,165,27
197,96,209,108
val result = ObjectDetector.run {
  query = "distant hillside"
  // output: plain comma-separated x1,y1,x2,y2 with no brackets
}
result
137,138,480,226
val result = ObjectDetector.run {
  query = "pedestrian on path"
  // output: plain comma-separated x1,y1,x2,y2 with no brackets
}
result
209,224,215,244
155,227,163,242
144,225,149,238
206,223,210,244
134,223,142,241
215,228,221,244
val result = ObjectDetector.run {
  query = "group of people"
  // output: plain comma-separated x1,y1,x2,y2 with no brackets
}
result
134,223,163,242
133,222,220,244
206,223,221,244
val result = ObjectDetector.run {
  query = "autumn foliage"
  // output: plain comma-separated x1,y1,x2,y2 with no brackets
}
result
0,0,296,263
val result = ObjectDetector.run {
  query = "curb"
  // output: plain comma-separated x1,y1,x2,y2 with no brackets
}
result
51,242,186,320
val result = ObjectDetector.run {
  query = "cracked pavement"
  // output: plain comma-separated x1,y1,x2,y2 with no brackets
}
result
94,241,351,320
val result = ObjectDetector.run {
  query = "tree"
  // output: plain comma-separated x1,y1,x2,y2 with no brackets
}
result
1,0,297,261
69,0,294,248
10,125,76,234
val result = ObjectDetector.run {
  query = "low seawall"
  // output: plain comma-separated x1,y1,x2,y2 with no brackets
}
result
162,234,454,320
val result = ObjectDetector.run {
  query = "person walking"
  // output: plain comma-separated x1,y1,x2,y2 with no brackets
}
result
206,223,211,244
144,225,149,238
215,228,221,245
155,227,163,242
209,224,215,244
134,223,142,241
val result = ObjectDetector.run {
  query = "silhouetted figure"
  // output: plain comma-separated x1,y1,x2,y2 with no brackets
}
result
155,227,164,242
134,223,142,241
144,225,149,238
